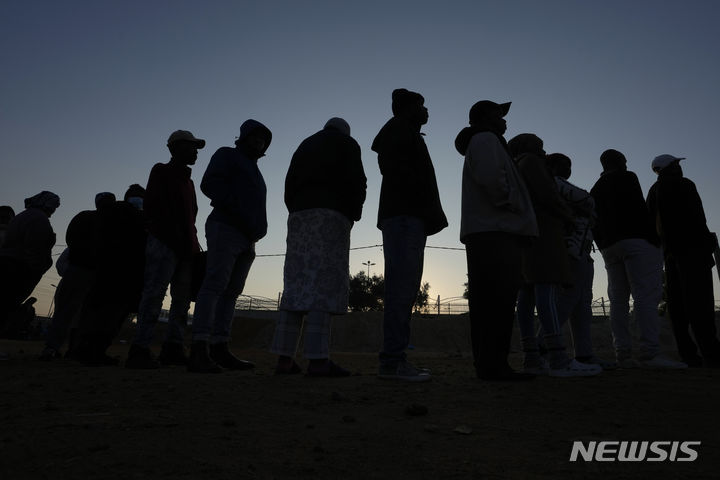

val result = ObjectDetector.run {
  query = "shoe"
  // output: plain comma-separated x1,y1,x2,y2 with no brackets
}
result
378,361,431,382
549,359,602,377
187,341,223,373
39,347,60,361
578,356,618,371
478,368,535,381
157,342,188,366
209,342,254,370
639,355,687,369
275,358,303,375
306,359,351,377
617,357,641,369
523,357,550,375
125,345,160,370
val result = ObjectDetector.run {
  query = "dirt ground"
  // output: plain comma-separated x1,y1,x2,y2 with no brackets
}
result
1,314,719,480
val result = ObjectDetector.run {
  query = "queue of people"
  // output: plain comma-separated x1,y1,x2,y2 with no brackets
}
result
1,88,718,380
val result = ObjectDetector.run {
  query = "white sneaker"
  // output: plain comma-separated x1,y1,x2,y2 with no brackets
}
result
639,355,688,369
549,359,602,377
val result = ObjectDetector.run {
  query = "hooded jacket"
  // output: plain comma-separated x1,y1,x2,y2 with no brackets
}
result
455,127,537,242
0,207,56,273
202,120,271,242
372,116,447,236
285,126,367,222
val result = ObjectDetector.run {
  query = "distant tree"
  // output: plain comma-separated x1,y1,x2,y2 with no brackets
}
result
463,275,469,299
348,271,384,312
414,281,431,313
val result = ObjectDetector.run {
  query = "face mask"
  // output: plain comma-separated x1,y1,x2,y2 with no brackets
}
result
127,197,144,210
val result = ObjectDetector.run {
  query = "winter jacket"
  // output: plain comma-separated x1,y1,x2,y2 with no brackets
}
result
65,210,99,269
647,170,715,260
555,177,595,260
590,170,659,250
0,207,56,274
516,153,573,285
372,116,447,236
144,162,200,259
457,131,538,242
285,127,367,222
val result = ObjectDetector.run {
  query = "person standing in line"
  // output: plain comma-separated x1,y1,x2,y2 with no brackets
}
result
543,153,616,370
188,120,272,373
271,117,367,376
590,149,686,369
126,130,205,369
647,154,720,367
509,135,601,378
454,101,536,381
372,89,448,382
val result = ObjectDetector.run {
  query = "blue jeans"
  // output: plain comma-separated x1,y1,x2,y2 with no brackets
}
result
555,256,595,358
132,235,193,348
379,216,426,366
191,219,255,342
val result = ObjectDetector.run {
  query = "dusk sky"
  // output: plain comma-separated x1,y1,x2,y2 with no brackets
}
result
2,0,720,315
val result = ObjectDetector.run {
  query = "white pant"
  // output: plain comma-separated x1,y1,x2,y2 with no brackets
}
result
600,239,663,359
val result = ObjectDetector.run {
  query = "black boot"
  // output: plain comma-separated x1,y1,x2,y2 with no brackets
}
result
125,344,160,369
187,341,222,373
209,342,255,370
158,342,188,366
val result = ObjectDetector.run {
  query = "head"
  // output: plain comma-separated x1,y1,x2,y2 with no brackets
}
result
167,130,205,166
508,133,545,159
124,184,146,210
469,100,511,135
0,205,15,226
24,191,60,217
324,117,351,136
235,119,272,160
546,153,572,179
651,154,684,176
599,149,627,173
391,88,428,126
94,192,116,212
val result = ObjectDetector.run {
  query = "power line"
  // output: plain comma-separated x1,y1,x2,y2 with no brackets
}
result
255,243,465,258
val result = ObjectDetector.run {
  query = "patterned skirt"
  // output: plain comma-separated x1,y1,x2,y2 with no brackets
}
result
280,208,351,314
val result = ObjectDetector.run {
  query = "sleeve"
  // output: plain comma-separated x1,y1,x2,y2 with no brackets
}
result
200,150,239,215
347,140,367,221
465,133,517,209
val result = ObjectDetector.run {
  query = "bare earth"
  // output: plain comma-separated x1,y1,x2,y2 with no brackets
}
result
1,313,718,480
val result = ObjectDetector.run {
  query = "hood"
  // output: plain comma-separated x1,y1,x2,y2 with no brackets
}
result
238,119,273,156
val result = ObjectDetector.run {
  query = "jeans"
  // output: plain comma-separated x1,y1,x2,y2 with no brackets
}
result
379,216,426,366
191,219,255,343
465,232,524,375
600,238,662,359
270,311,332,359
552,256,595,358
132,234,193,348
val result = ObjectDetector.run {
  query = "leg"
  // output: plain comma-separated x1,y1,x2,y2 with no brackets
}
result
665,255,698,361
164,257,194,345
676,256,720,363
302,311,331,360
568,258,595,359
270,310,305,358
622,240,662,359
601,243,633,360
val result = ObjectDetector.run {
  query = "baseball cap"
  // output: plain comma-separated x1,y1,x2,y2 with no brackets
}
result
651,154,685,173
167,130,205,148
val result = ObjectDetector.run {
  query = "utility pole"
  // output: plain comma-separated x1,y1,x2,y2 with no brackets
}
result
362,260,376,278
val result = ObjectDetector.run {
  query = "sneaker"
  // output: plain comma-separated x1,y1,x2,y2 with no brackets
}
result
125,345,160,370
578,356,618,371
523,357,550,375
639,355,687,369
617,357,642,369
549,359,602,377
378,361,431,382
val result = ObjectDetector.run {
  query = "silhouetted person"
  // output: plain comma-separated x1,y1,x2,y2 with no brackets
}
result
510,135,601,378
188,120,272,373
271,117,367,376
373,88,447,382
543,153,616,369
126,130,205,369
124,183,146,210
591,149,686,369
74,188,147,365
0,205,15,246
454,101,536,381
647,154,720,367
0,191,59,333
40,192,116,360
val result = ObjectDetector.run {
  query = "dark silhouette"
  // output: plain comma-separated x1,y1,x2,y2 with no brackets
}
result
455,100,536,381
72,189,146,365
510,136,600,377
0,205,15,246
543,153,616,369
0,191,59,333
373,88,447,382
188,120,272,373
40,192,116,360
271,117,366,376
590,149,686,369
126,130,206,369
647,154,720,367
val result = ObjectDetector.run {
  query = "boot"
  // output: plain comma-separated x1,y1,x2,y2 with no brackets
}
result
125,344,159,370
209,342,255,370
187,341,222,373
158,342,188,366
